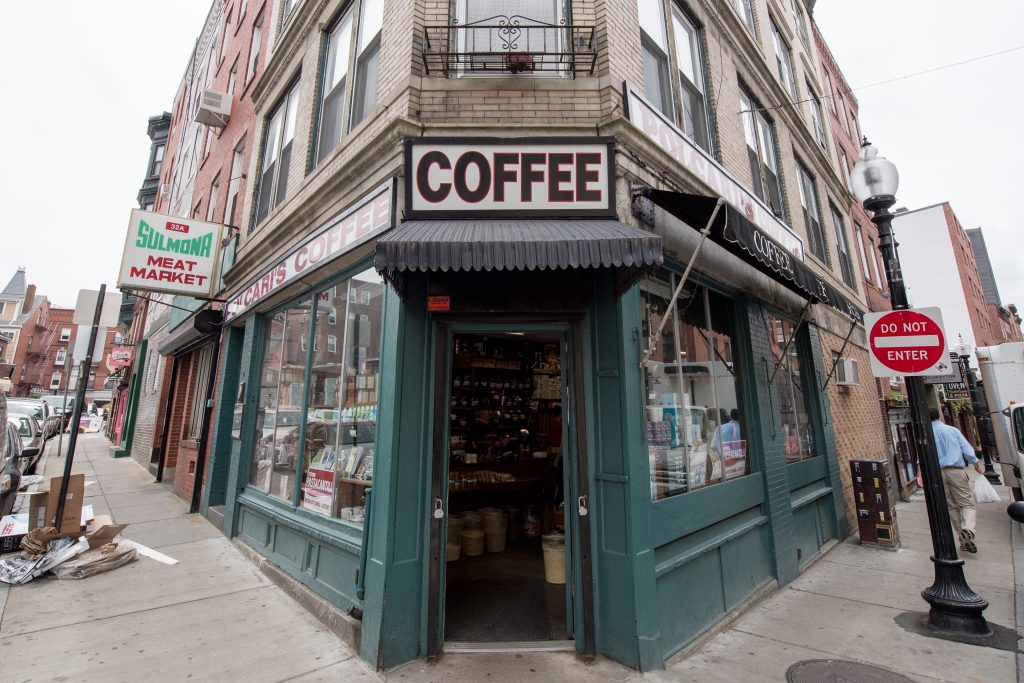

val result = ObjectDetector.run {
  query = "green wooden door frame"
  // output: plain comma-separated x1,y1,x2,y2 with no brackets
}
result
112,338,147,458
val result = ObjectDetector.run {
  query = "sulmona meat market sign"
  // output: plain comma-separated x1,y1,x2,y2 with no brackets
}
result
405,138,616,218
118,210,224,297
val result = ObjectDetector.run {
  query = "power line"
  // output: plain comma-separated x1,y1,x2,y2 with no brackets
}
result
743,43,1024,116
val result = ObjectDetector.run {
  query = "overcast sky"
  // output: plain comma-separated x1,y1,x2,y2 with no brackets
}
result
814,0,1024,319
1,1,1021,323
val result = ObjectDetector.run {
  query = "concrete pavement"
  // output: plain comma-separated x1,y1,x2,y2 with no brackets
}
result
0,434,1019,681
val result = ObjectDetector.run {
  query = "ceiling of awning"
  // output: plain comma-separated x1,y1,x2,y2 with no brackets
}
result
374,219,663,297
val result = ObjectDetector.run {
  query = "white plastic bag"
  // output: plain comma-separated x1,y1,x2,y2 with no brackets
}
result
975,474,1001,503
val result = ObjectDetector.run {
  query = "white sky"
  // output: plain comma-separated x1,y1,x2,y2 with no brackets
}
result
814,0,1024,321
1,1,1021,327
0,1,210,308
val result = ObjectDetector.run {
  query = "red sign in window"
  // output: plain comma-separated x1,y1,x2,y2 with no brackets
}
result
427,296,451,312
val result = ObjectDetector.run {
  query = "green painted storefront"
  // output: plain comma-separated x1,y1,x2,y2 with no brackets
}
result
204,251,848,671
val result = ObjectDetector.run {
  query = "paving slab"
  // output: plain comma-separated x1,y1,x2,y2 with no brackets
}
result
120,514,224,549
1,537,271,636
728,587,1015,682
386,652,634,682
1,586,352,682
283,657,379,681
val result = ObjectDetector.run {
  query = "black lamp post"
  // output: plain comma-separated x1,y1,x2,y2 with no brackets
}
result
953,336,1002,486
852,139,990,636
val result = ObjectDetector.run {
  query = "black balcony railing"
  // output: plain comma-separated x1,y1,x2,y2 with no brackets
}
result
422,16,596,76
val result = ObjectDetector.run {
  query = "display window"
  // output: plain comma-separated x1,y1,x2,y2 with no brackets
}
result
247,267,384,528
641,274,747,500
764,313,817,463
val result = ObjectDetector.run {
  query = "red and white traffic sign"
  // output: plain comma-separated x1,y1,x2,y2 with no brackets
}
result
864,307,949,377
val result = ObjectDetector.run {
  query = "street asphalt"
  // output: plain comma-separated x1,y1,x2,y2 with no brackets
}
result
0,434,1018,682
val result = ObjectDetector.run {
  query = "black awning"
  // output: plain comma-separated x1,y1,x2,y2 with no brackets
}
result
639,189,864,322
374,219,663,297
157,308,223,356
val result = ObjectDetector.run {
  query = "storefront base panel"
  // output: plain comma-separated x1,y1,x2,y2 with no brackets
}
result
652,507,772,659
791,487,836,569
236,498,363,614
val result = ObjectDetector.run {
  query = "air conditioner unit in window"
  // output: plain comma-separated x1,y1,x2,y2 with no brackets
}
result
195,89,231,127
158,183,170,199
836,357,860,386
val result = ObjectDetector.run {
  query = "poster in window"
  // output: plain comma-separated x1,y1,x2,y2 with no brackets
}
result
722,440,747,480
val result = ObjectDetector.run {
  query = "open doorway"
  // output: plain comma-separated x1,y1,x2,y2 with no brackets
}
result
441,331,572,646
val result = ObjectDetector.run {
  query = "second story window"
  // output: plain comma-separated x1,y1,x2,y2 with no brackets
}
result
317,11,355,162
671,9,711,152
350,0,383,128
638,0,673,119
254,82,299,227
769,19,796,99
796,162,827,263
740,90,784,217
732,0,756,35
830,204,855,288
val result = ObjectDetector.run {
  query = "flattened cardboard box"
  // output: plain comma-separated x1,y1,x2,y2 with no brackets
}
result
85,515,128,549
28,474,86,534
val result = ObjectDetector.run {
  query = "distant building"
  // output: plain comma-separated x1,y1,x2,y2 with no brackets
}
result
966,228,1023,343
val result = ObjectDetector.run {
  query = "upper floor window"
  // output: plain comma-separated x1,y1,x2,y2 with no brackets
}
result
830,204,855,288
806,82,826,150
207,175,220,222
836,94,851,134
796,162,827,263
228,58,239,97
150,145,165,178
247,9,264,83
790,0,808,50
220,10,232,63
350,0,384,128
823,69,837,115
740,89,784,217
59,327,71,342
50,372,61,390
254,82,299,227
226,139,245,227
55,348,67,366
855,226,872,284
838,149,852,192
769,20,796,99
638,1,712,152
282,0,297,27
732,0,756,35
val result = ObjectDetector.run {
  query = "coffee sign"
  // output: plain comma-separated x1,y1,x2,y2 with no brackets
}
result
405,138,615,217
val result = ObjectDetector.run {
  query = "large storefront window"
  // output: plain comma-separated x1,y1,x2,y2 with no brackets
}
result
642,275,747,500
765,314,816,462
248,267,384,528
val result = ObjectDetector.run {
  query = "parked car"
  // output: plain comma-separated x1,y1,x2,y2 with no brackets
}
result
1,419,40,516
6,398,59,440
8,414,43,474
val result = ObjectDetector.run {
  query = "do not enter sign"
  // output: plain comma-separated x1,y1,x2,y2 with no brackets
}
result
864,307,949,377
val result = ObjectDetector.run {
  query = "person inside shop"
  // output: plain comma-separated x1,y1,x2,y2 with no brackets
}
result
930,408,984,554
708,409,740,483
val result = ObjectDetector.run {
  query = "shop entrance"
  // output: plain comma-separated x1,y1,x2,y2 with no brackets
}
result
430,328,587,652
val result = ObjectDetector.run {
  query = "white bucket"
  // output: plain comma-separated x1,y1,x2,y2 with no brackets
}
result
447,517,463,546
541,533,566,584
461,512,484,532
446,542,461,562
462,529,485,557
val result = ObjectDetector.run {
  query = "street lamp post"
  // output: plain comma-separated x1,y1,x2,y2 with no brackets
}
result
953,336,1002,486
852,139,990,637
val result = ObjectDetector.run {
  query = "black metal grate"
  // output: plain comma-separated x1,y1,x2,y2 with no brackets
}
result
786,659,916,683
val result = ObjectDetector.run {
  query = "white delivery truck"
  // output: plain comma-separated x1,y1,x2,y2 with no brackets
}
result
977,343,1024,500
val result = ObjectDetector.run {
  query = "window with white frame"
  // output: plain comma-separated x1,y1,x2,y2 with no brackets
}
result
638,0,673,119
59,327,71,342
806,82,826,150
254,82,299,226
731,0,756,34
0,302,5,316
791,0,808,49
89,371,96,388
220,10,232,63
350,0,383,128
796,162,827,263
240,0,249,18
228,58,239,97
282,0,297,27
225,139,244,227
247,10,263,83
55,348,66,366
769,19,797,99
316,10,355,162
50,372,61,390
830,204,855,288
204,126,214,159
671,8,711,152
740,89,784,217
151,145,165,178
207,176,220,222
836,93,851,134
838,150,853,192
327,334,337,353
823,69,837,114
855,227,872,283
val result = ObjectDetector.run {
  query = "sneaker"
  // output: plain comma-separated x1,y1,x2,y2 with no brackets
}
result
960,528,977,554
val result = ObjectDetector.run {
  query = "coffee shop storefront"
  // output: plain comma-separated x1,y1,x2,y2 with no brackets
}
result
205,123,859,671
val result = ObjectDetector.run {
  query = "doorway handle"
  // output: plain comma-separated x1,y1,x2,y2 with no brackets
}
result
433,497,445,520
577,495,588,517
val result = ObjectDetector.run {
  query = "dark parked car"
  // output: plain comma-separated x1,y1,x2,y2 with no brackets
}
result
2,420,40,516
7,399,59,440
8,414,43,474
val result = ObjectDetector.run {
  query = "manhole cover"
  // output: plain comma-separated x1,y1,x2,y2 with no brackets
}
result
786,659,915,683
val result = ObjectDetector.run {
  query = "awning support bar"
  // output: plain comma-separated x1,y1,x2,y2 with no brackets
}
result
641,198,724,367
767,299,813,386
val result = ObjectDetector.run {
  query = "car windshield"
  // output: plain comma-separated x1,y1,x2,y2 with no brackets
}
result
8,402,44,420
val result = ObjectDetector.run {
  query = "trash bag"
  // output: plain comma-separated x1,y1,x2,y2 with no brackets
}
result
975,474,1001,503
51,544,138,580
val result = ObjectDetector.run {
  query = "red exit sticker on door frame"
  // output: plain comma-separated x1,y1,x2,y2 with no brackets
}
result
427,296,451,311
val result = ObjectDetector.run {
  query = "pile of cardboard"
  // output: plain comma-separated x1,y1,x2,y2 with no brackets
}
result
0,475,135,584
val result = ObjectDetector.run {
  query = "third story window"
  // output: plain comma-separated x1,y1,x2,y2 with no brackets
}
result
740,90,784,217
807,83,827,150
254,82,299,226
769,19,797,99
671,8,711,152
830,204,856,289
350,0,383,128
638,0,673,120
796,163,827,263
732,0,756,34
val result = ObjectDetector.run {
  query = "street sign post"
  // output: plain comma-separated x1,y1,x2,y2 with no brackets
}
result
865,307,949,378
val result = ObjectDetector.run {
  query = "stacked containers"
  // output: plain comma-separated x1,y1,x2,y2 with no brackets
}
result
460,511,485,556
446,516,463,561
483,508,508,552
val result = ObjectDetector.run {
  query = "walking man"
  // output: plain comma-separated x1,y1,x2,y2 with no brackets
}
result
931,408,984,553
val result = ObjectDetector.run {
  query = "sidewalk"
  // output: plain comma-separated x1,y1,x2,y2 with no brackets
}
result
0,435,1019,681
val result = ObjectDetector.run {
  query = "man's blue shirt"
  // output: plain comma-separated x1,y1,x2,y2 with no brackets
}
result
932,420,977,468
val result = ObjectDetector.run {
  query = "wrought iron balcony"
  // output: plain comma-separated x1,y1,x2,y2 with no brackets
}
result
422,15,596,77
